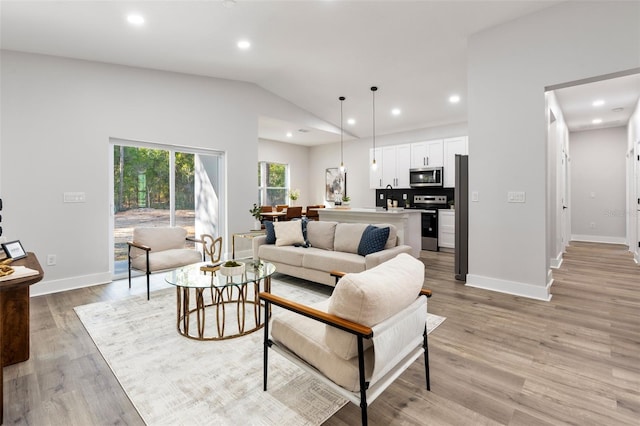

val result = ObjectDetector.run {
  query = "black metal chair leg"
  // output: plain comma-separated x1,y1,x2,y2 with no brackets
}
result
424,326,430,391
263,300,270,391
145,251,150,300
357,336,368,426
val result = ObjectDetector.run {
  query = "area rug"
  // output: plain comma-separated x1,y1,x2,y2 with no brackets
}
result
75,278,445,426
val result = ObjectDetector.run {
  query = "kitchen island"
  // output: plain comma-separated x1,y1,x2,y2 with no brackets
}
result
318,207,422,257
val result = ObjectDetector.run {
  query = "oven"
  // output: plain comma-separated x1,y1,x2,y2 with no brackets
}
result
411,195,447,251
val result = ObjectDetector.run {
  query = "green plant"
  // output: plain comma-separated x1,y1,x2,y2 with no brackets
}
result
249,203,262,220
342,195,351,202
288,188,300,201
223,260,242,267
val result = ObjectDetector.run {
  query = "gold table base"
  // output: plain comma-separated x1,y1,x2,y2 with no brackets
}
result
175,276,271,341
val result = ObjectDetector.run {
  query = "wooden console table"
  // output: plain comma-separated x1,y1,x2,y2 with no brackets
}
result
0,253,43,424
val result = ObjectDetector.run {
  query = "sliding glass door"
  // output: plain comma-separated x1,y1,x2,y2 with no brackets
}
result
110,139,223,277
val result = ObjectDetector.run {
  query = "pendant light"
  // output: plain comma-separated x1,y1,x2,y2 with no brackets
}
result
339,96,346,174
371,86,378,170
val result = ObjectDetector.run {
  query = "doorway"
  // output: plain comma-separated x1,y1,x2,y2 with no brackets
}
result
109,139,224,278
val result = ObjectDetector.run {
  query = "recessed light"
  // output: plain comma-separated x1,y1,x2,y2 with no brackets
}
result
592,99,605,107
391,108,401,116
286,132,293,138
237,40,251,50
449,94,460,103
592,118,603,124
127,14,145,26
347,118,356,125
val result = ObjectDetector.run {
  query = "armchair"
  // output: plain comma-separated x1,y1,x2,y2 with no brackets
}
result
127,227,205,300
260,253,431,425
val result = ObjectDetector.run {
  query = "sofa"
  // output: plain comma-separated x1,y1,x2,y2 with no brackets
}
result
252,220,412,286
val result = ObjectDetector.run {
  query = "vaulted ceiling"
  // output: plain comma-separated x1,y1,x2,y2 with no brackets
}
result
2,1,638,145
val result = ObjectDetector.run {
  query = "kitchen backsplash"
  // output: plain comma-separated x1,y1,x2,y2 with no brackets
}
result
374,187,455,208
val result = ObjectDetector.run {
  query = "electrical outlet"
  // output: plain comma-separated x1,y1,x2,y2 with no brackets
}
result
472,191,479,202
379,193,384,199
47,254,57,266
403,193,407,200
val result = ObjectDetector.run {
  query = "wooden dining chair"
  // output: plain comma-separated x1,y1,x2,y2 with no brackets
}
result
276,205,288,212
284,206,302,220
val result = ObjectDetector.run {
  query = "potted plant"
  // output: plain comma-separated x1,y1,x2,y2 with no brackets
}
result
288,188,300,205
448,200,455,210
249,203,262,230
220,260,245,276
341,195,351,206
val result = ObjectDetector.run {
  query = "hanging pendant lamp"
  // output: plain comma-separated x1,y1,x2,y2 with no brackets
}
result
371,86,378,170
339,96,346,174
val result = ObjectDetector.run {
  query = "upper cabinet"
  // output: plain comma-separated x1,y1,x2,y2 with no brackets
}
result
370,144,411,188
443,136,468,188
411,139,443,168
382,144,411,188
369,147,383,189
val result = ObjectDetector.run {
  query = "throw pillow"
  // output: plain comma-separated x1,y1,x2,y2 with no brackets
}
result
357,225,390,256
274,221,306,247
264,221,276,244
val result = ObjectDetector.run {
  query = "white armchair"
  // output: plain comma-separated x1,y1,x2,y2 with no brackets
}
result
259,253,432,425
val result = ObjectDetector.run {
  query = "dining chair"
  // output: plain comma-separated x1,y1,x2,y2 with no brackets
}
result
284,206,302,220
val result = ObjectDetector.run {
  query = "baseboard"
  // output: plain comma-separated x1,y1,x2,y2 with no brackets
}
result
571,234,626,245
550,252,563,269
466,274,552,301
635,251,640,264
30,272,112,297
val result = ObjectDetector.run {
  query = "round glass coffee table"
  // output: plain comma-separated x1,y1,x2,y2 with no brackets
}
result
165,260,276,341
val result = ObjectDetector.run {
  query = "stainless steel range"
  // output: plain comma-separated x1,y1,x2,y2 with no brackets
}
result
411,195,448,251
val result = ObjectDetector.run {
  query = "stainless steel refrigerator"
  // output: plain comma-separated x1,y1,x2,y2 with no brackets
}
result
454,154,468,281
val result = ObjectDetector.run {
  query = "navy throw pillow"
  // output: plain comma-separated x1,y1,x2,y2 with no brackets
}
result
264,221,276,244
357,225,390,256
292,218,311,248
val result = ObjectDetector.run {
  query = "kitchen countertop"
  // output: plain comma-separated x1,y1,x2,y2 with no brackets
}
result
322,207,421,214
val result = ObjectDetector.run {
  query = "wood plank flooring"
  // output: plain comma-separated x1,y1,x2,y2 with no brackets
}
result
3,241,639,425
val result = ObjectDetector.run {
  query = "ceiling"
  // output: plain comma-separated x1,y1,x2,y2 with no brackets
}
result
1,0,638,145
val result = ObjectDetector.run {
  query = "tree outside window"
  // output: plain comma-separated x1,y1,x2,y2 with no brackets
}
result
258,162,288,206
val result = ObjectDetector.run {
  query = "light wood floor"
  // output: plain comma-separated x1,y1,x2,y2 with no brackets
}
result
3,242,639,425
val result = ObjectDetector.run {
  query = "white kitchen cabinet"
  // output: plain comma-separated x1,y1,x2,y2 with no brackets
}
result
411,139,443,169
438,209,455,249
369,147,383,189
382,144,411,188
443,136,468,188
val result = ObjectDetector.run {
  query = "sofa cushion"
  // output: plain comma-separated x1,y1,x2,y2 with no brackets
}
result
131,248,201,272
325,253,425,360
302,248,366,274
271,300,374,392
374,223,398,249
258,244,305,267
333,223,368,254
131,227,188,258
264,221,276,244
306,221,337,250
357,225,390,256
274,221,305,246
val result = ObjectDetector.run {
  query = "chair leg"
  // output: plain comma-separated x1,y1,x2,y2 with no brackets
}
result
127,246,132,289
263,300,270,391
145,251,150,301
424,327,430,391
357,336,368,426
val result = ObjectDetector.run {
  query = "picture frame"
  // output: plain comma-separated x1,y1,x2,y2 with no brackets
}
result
325,168,346,202
2,240,27,260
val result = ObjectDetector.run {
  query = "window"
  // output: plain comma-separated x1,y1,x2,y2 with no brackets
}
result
258,161,288,206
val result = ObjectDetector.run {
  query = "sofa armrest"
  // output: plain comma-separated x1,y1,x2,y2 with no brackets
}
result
252,235,268,260
364,245,412,270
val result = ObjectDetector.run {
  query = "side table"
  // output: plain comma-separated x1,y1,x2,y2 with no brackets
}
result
0,252,43,424
232,231,266,259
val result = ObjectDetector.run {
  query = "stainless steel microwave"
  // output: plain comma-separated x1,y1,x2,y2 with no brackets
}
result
409,167,443,187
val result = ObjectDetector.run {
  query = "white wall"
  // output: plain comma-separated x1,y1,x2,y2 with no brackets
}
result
258,139,311,206
570,127,627,243
467,1,640,300
0,50,333,295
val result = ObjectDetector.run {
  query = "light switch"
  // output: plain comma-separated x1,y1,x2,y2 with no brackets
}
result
64,192,86,203
471,191,479,202
508,191,526,203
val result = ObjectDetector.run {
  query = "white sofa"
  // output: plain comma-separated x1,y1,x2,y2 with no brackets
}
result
252,220,412,286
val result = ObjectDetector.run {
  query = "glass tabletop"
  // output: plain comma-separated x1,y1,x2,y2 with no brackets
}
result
165,260,276,289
